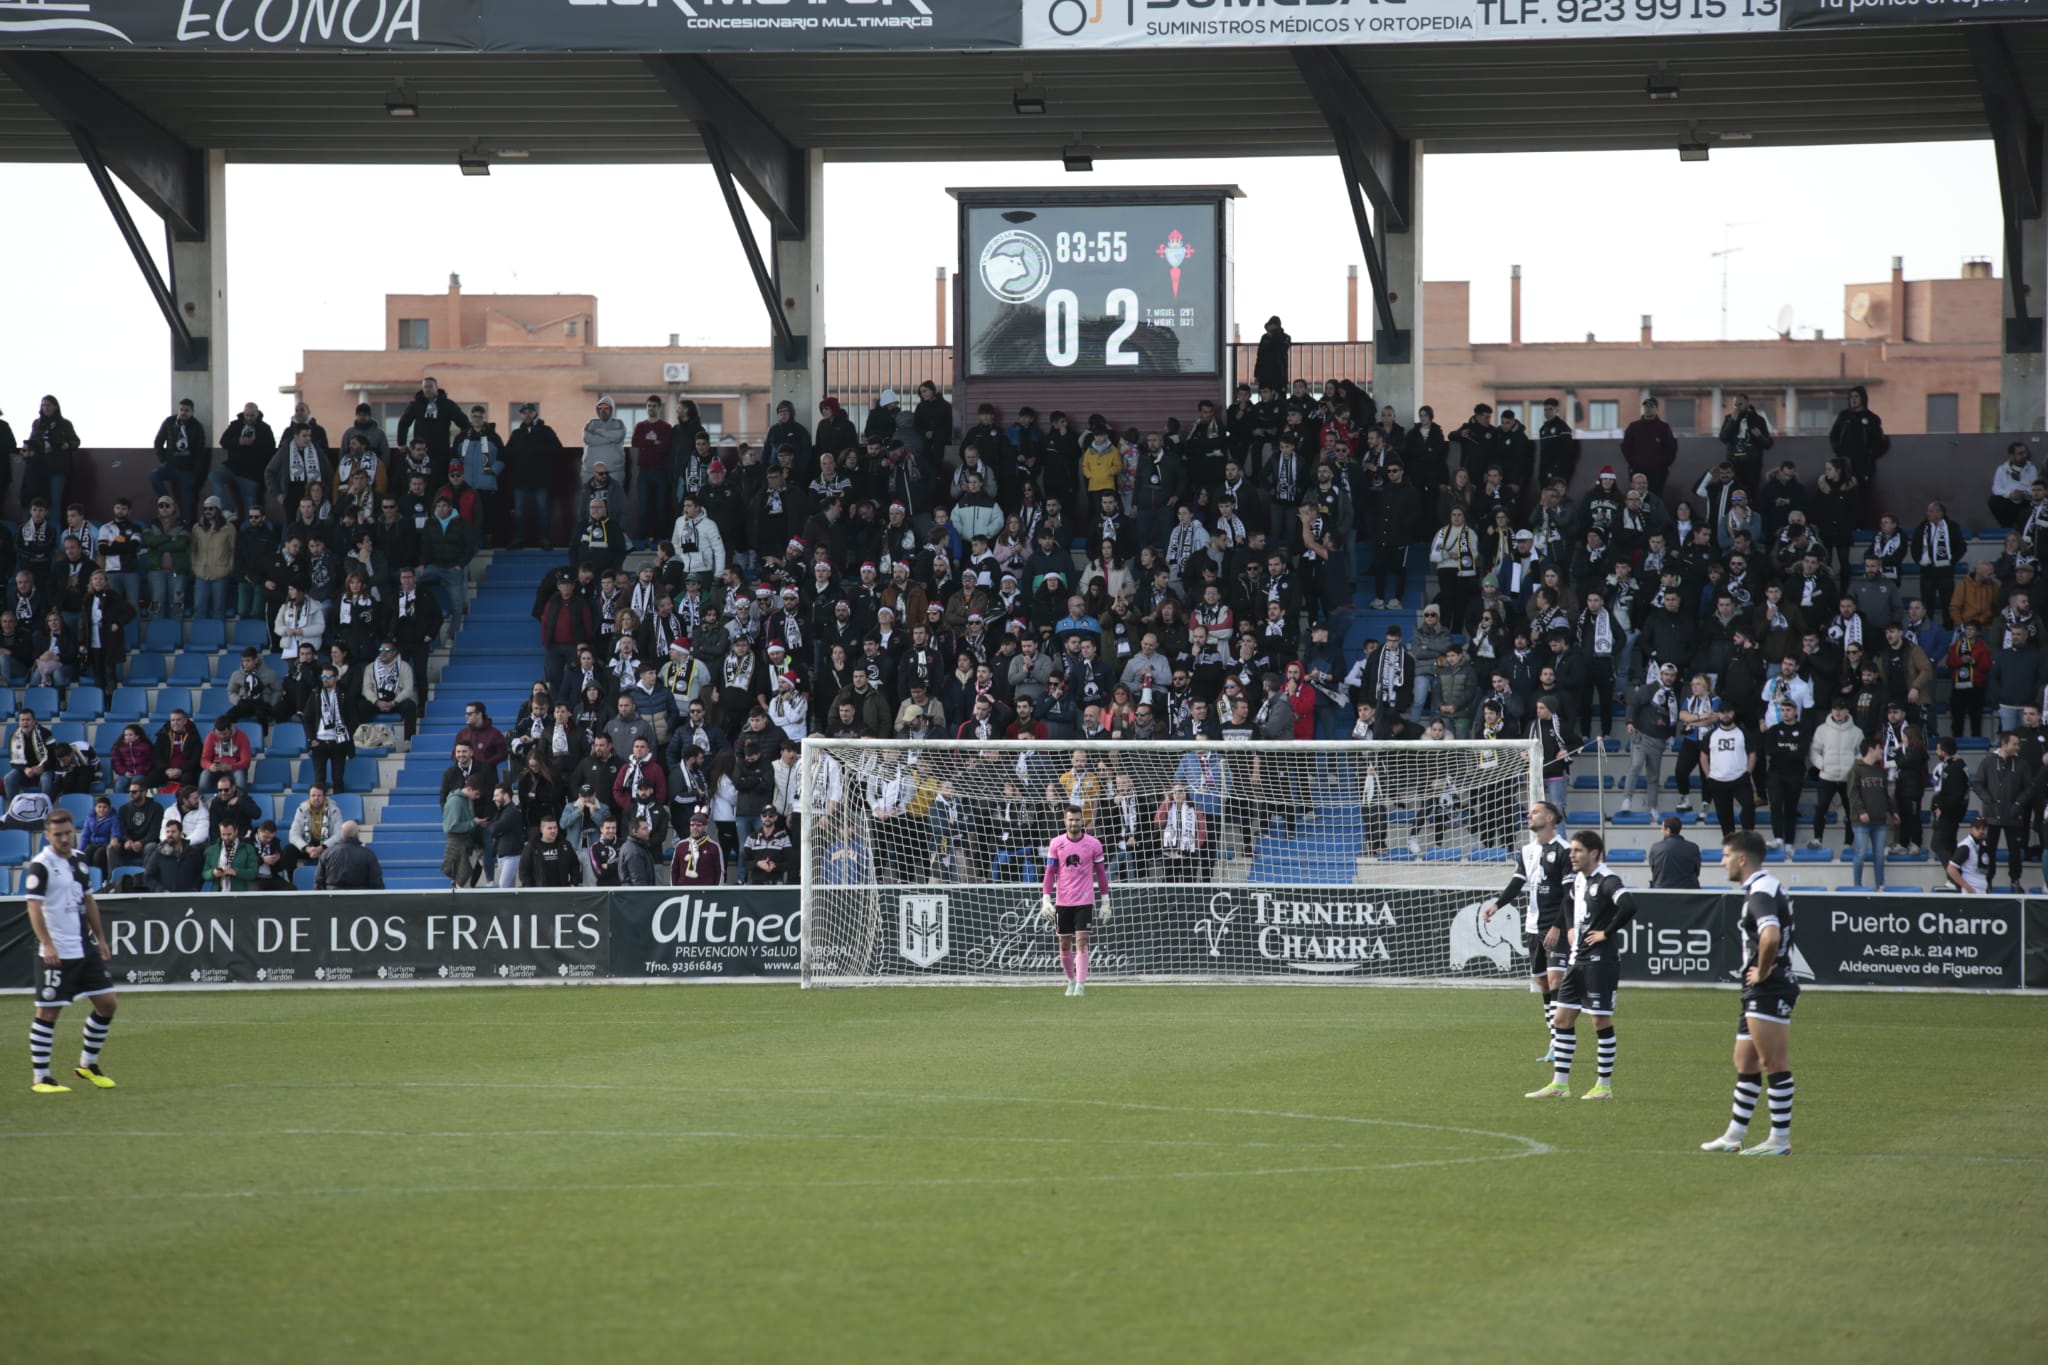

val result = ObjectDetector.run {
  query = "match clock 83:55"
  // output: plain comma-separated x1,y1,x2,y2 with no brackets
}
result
963,203,1222,378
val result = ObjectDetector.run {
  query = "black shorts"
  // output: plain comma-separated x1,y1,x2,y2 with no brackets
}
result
1738,981,1800,1036
1526,928,1565,977
37,952,115,1009
1056,904,1094,935
1556,954,1619,1015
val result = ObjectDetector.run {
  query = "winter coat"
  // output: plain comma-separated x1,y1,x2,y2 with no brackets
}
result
581,415,628,484
504,419,565,492
190,520,236,581
1808,716,1864,783
397,389,463,459
1977,752,2031,826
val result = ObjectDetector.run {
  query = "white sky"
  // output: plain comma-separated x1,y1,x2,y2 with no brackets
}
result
0,140,2000,442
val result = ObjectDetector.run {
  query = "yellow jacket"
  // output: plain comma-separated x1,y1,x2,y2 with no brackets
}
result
1082,442,1123,493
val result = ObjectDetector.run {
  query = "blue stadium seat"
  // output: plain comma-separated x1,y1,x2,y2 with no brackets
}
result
123,655,165,686
21,686,58,717
142,619,183,652
106,687,149,721
0,830,31,865
248,757,292,794
1610,811,1653,826
63,685,105,720
94,722,128,753
49,723,87,746
150,688,195,721
231,618,270,648
185,620,226,652
342,757,381,792
167,655,211,686
1607,848,1647,864
268,722,307,755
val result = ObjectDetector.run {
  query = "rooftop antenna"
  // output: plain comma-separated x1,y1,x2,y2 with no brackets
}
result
1711,221,1759,340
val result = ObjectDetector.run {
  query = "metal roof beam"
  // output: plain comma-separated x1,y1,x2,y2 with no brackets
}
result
0,53,204,239
644,54,804,238
1292,47,1407,234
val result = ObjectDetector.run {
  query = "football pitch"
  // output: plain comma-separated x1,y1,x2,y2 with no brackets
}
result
2,983,2043,1364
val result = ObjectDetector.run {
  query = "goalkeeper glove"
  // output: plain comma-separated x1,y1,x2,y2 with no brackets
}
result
1097,898,1112,923
1039,895,1055,921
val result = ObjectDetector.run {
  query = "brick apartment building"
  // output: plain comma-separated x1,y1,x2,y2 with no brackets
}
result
288,260,1998,448
287,276,775,445
1428,257,1999,438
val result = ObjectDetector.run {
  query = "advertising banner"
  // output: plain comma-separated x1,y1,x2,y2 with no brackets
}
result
0,0,1020,52
493,0,1020,53
609,886,804,979
1021,0,1780,51
0,0,484,51
1780,0,2048,28
0,890,608,987
0,884,2031,991
2026,900,2047,990
1798,893,2023,989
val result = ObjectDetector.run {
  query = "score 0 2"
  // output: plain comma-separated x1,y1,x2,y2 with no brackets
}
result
1045,287,1140,368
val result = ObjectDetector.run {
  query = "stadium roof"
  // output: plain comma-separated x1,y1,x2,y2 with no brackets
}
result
0,26,2035,167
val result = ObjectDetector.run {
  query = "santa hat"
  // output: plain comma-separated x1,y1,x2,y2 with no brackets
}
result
889,501,907,514
753,585,772,598
1598,466,1617,480
767,640,787,653
669,638,692,653
777,670,799,689
860,561,878,574
780,585,800,598
787,536,805,553
813,560,832,574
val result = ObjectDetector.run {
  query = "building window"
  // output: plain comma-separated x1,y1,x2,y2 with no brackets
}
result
694,402,726,440
397,319,429,350
565,322,578,338
1926,394,1959,434
507,404,539,430
1586,400,1620,431
372,401,410,443
1660,398,1697,432
1797,396,1837,434
1982,394,2001,432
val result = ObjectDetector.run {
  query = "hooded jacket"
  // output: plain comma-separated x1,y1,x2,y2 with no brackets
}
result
1828,387,1888,470
1808,714,1864,783
581,400,628,484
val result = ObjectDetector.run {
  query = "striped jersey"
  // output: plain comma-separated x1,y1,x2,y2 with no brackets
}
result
1738,870,1796,985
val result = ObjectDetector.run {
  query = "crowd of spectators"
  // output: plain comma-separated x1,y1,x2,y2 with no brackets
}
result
463,365,2029,890
4,361,2035,893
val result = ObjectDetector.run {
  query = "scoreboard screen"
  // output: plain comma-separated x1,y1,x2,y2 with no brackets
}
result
963,202,1223,379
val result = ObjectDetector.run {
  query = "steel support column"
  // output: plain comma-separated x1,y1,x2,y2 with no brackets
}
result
1970,26,2046,428
1294,47,1412,370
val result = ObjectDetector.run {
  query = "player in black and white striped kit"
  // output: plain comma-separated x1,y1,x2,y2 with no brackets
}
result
1481,801,1572,1060
24,810,120,1093
1527,828,1633,1100
1702,830,1797,1155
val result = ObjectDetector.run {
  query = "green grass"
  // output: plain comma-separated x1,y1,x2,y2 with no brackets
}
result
2,984,2044,1364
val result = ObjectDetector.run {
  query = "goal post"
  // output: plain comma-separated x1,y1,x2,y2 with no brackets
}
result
798,736,1543,988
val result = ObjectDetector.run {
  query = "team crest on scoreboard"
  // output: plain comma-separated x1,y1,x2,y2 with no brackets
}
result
898,894,951,968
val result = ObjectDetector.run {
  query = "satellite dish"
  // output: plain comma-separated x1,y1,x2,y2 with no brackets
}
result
1773,304,1795,336
1848,290,1872,323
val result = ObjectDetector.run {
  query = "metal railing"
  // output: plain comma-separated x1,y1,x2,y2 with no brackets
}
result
823,346,953,431
1230,340,1373,394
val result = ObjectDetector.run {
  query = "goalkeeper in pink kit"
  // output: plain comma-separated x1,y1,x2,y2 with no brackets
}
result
1042,808,1110,996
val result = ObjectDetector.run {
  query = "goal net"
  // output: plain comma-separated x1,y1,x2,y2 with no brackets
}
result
799,736,1542,987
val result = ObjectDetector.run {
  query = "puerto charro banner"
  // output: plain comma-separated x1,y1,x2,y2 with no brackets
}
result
0,0,1020,52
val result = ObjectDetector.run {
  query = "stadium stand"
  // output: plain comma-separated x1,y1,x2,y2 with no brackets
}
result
1,376,2035,894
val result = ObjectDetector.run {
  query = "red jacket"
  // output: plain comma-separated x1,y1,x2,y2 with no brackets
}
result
1283,681,1317,740
540,595,594,648
202,727,252,775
